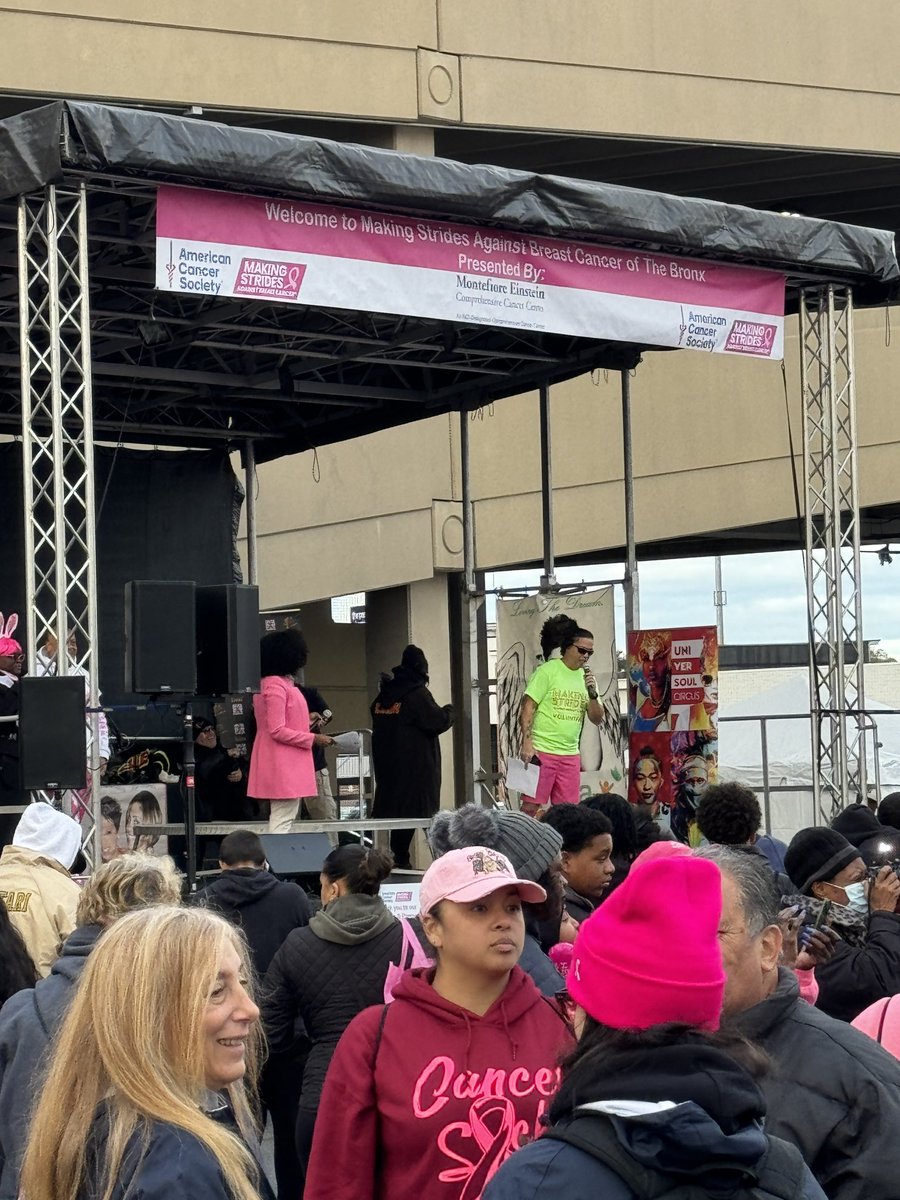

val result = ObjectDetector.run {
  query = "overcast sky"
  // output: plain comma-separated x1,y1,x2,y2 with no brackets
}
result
487,548,900,657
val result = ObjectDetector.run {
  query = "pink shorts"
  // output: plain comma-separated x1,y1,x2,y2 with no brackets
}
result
533,751,581,806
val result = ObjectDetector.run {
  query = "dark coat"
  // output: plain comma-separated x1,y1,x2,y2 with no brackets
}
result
191,869,310,979
0,923,101,1199
483,1041,825,1200
370,667,453,819
261,894,403,1113
562,881,596,926
813,908,900,1022
79,1109,274,1200
194,742,250,823
734,968,900,1200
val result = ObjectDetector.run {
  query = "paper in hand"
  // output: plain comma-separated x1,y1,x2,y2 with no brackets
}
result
330,730,362,753
506,757,541,798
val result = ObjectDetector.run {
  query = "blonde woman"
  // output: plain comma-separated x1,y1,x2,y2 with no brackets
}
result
0,853,183,1198
20,906,272,1200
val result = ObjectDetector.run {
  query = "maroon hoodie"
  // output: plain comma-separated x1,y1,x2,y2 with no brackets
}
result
305,965,573,1200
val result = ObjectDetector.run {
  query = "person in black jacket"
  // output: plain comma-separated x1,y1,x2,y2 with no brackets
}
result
192,830,310,978
370,645,454,868
705,845,900,1200
261,844,402,1181
484,854,824,1200
784,826,900,1022
192,829,311,1200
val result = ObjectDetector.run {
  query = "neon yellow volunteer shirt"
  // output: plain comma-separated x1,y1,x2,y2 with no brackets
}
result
524,658,588,756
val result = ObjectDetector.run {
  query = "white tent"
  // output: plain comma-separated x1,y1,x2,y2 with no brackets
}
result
717,671,900,842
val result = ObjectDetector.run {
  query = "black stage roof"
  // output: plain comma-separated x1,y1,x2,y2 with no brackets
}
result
0,100,896,462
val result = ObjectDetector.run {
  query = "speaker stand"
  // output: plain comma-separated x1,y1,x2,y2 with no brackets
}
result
181,703,197,894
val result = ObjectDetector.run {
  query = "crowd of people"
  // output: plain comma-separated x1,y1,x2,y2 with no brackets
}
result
5,612,900,1196
1,772,900,1198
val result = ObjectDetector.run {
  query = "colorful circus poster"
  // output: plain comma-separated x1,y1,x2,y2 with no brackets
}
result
627,626,718,844
496,589,624,806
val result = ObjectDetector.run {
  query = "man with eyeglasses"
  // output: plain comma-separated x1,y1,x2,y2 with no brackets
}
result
519,621,605,813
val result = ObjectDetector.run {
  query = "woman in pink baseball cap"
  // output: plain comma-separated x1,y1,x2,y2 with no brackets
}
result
304,847,574,1200
483,855,827,1200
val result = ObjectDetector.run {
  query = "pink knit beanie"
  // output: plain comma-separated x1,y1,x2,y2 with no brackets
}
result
568,855,726,1031
852,996,900,1060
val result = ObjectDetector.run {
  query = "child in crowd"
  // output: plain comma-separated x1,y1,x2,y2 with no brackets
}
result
542,804,616,924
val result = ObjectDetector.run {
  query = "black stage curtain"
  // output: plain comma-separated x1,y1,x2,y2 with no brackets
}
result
0,444,243,735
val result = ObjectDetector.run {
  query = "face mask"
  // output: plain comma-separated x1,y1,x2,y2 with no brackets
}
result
841,881,869,919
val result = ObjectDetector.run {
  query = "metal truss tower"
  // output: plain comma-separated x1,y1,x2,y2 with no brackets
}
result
799,284,866,824
18,183,101,858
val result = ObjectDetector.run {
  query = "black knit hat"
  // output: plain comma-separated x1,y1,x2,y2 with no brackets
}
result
784,827,859,895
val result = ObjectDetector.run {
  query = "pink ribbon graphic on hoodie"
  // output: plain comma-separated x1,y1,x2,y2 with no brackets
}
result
436,1094,527,1199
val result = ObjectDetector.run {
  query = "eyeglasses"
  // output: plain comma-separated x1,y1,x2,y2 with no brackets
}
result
574,647,593,659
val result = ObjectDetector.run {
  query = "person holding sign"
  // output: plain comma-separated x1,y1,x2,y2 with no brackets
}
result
518,616,605,814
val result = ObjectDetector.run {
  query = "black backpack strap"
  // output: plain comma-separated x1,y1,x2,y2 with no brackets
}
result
370,1003,390,1072
544,1115,668,1200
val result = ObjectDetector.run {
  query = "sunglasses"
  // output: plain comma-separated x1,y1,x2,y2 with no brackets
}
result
574,646,593,659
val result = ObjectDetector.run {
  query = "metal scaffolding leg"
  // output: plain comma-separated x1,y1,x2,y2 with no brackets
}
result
799,285,865,823
459,412,489,806
18,184,100,860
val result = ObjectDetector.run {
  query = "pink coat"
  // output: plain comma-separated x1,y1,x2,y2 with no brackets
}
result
248,675,316,801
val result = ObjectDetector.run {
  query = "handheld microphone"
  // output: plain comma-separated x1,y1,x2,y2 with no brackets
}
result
584,665,598,701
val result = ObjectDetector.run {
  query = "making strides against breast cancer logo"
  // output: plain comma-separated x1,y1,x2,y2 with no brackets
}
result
233,257,307,301
413,1057,562,1199
724,320,778,357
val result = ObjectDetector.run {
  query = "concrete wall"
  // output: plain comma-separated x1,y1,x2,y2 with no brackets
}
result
6,2,900,152
253,304,900,603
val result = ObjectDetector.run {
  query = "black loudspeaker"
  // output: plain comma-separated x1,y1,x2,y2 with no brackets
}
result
125,580,197,694
196,584,260,696
18,676,87,790
259,833,333,877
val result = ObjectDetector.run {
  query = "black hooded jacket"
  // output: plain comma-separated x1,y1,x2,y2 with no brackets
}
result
191,869,310,978
734,967,900,1200
370,666,453,819
484,1041,823,1200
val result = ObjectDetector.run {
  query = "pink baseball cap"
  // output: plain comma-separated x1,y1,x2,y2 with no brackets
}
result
419,846,547,915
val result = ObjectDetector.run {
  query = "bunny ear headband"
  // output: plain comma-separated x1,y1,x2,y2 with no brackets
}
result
0,612,22,657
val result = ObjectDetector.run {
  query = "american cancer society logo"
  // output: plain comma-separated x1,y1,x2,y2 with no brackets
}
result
724,320,777,357
234,257,306,300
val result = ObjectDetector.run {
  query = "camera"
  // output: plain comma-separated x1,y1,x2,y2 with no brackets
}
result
867,858,900,883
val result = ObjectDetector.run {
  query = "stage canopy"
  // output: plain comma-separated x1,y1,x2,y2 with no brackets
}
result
0,100,896,462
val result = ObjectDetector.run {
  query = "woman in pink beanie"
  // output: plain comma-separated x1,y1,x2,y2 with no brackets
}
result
484,856,827,1200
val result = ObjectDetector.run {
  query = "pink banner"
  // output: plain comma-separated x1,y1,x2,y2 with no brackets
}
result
155,184,786,357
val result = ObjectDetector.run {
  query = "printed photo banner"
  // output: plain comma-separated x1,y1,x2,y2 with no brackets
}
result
155,185,786,359
626,626,718,844
496,589,625,806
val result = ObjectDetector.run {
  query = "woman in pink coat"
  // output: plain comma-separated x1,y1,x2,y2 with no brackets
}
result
249,628,333,833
